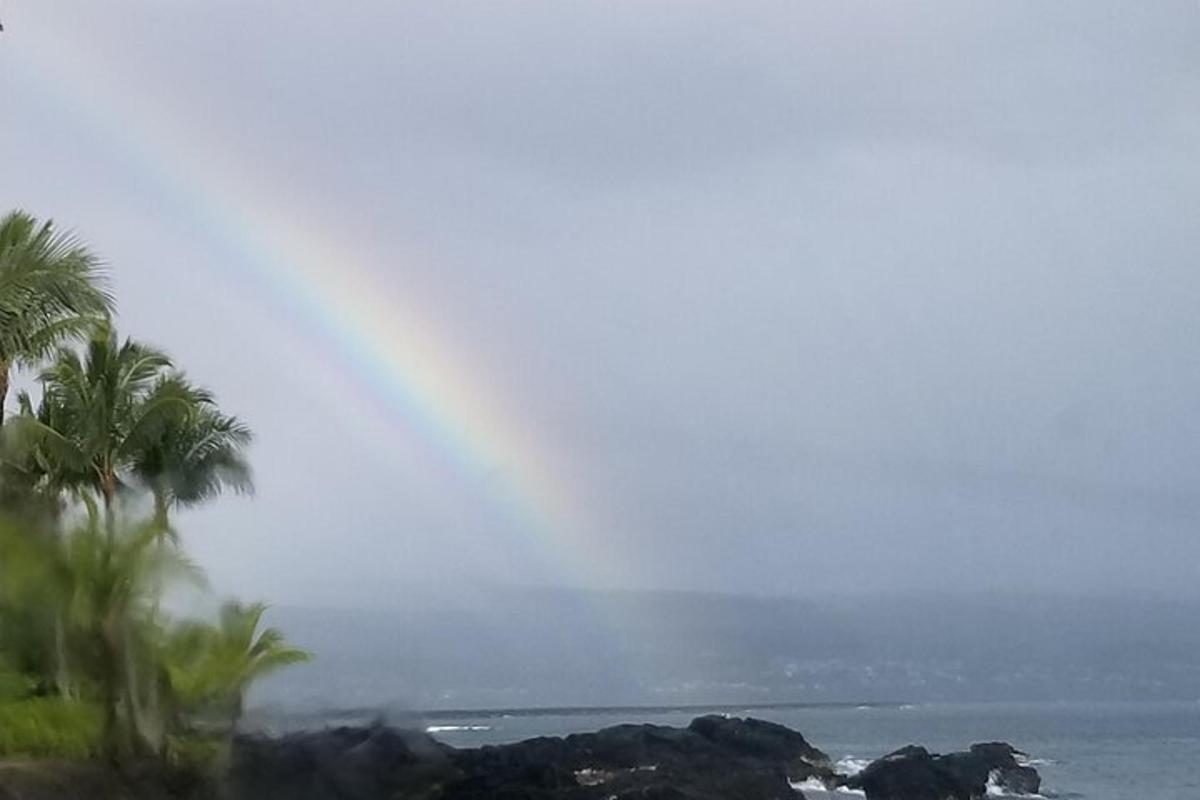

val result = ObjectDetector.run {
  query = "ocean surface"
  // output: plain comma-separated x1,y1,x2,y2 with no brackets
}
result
251,701,1200,800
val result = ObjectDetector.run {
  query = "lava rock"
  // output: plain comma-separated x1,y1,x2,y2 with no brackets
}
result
447,716,832,800
229,724,458,800
845,741,1040,800
225,716,1039,800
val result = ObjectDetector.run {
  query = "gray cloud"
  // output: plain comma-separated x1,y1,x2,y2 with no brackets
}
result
1,1,1198,605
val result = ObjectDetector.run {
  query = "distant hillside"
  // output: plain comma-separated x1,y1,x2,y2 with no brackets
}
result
252,589,1200,712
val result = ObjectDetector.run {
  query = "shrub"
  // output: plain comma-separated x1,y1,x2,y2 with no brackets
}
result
0,698,101,759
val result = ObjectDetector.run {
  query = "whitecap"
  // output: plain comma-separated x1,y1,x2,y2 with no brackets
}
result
425,724,492,733
788,777,865,797
835,756,870,776
985,769,1047,799
789,777,827,792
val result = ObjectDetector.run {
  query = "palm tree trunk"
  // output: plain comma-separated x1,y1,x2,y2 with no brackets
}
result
152,490,168,531
101,473,119,562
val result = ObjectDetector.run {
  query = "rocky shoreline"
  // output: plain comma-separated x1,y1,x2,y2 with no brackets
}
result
230,714,1042,800
0,715,1041,799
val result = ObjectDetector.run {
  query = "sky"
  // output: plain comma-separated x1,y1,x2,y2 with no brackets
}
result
1,1,1199,608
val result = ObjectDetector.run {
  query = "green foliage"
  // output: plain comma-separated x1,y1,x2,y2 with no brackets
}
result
0,698,101,759
27,321,192,503
0,208,306,770
0,670,36,701
165,601,311,729
0,602,55,682
0,210,113,370
131,377,254,526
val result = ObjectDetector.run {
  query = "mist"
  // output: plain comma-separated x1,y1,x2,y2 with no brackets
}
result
250,587,1200,712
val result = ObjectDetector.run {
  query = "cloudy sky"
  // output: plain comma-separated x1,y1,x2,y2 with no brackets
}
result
1,2,1198,607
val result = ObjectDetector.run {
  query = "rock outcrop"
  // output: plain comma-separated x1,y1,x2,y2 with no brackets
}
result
226,716,1041,800
229,715,834,800
0,717,1043,800
843,741,1040,800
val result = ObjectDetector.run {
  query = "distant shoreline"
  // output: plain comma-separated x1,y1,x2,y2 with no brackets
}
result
250,699,910,724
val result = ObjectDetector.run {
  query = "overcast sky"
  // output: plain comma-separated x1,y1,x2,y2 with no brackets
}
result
2,2,1199,607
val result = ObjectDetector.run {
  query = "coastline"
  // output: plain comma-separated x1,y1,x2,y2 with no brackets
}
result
0,713,1042,800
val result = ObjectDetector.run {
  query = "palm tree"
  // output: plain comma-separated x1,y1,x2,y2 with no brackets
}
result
0,211,113,422
165,602,309,736
132,380,253,530
6,324,194,756
28,322,193,526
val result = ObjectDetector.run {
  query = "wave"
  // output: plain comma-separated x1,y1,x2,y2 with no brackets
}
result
789,777,827,792
835,756,870,776
788,777,866,797
425,724,493,733
985,770,1047,799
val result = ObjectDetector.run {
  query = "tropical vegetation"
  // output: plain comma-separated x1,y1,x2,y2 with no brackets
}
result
0,209,308,769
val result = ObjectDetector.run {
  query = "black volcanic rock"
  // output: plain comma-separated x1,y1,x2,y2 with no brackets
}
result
445,716,832,800
229,724,459,800
226,716,1039,800
845,741,1040,800
687,715,829,767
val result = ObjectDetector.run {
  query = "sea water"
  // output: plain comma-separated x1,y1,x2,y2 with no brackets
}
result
385,701,1200,800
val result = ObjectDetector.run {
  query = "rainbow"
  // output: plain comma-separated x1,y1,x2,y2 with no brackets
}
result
0,15,633,596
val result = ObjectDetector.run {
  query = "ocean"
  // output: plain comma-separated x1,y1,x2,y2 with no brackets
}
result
292,701,1200,800
251,599,1200,798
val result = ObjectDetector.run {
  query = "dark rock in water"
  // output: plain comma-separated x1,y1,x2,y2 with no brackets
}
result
844,746,967,800
230,715,832,800
446,715,833,800
226,716,1040,800
687,715,830,767
968,743,1040,796
845,740,1040,800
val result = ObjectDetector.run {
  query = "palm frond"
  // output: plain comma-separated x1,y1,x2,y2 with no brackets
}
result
0,212,113,365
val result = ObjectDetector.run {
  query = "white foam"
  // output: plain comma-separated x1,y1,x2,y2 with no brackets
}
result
835,756,870,776
985,770,1046,799
576,765,658,787
425,724,492,733
1014,754,1055,767
789,777,827,792
788,777,865,797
